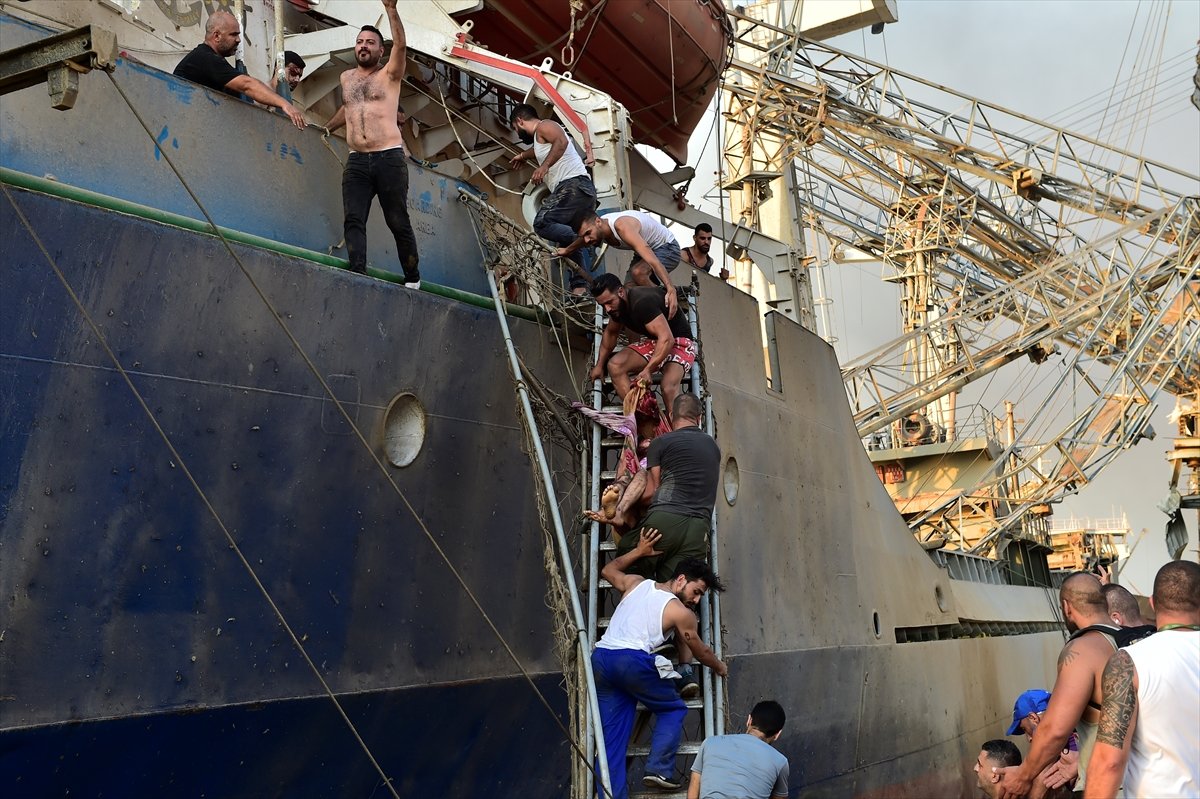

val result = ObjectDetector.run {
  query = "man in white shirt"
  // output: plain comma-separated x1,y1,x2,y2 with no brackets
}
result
508,104,598,293
1084,560,1200,798
594,528,728,797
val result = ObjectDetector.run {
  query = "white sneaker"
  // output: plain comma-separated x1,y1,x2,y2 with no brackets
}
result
404,280,421,290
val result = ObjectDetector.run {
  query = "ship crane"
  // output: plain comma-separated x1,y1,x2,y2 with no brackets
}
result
721,10,1200,554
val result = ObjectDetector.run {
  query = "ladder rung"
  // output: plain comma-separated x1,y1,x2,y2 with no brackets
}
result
637,698,704,711
600,540,617,551
627,742,702,757
600,470,618,481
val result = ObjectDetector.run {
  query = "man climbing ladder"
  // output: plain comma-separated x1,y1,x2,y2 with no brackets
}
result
594,529,727,796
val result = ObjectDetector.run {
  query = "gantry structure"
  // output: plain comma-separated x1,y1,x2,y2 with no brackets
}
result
721,8,1200,551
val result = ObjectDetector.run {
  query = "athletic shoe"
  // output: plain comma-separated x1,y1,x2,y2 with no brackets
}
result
643,772,681,790
404,280,421,290
677,671,700,699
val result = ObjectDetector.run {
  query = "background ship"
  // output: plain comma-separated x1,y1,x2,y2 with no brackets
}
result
2,1,1196,797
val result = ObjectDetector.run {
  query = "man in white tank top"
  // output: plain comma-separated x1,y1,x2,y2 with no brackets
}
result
593,529,728,797
508,104,598,293
559,209,683,319
1084,560,1200,798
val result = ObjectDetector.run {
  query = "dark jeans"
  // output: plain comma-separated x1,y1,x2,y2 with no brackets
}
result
535,175,598,289
342,149,420,282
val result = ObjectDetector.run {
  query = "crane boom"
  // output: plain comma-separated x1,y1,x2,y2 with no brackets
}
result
721,8,1200,551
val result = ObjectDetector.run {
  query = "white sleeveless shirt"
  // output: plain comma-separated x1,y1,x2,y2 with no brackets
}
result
596,579,676,653
603,210,677,252
1121,630,1200,797
532,123,587,192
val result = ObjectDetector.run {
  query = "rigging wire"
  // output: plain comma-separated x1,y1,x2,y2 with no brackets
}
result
1,180,406,799
101,70,608,793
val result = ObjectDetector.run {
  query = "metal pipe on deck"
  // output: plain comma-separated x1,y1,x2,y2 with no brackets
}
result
483,269,612,797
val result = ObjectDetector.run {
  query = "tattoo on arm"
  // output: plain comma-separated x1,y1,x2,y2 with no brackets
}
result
1096,650,1136,748
1056,641,1080,671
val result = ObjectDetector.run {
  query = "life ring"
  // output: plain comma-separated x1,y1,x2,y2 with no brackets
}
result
521,183,551,228
900,412,933,445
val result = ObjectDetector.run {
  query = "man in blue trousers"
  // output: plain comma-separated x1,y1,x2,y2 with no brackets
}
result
594,528,728,795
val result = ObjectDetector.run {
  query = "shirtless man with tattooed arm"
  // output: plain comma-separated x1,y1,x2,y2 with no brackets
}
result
324,0,421,287
996,573,1119,799
1084,561,1200,798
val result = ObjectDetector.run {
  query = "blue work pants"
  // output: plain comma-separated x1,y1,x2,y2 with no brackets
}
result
591,647,687,798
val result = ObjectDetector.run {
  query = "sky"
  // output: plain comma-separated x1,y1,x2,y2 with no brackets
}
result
667,0,1200,592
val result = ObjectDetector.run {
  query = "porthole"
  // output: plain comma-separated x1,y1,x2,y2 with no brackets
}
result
872,610,882,639
935,584,947,612
723,456,740,506
383,392,426,467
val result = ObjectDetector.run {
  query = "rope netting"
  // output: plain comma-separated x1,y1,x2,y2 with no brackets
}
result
459,189,602,331
461,188,607,796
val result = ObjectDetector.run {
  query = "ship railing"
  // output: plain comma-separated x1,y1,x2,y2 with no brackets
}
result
930,548,1007,585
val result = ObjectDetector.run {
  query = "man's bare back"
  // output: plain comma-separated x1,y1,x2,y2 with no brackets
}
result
340,2,406,153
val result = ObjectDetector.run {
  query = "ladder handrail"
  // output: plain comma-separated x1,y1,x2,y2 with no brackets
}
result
687,289,725,739
484,271,612,798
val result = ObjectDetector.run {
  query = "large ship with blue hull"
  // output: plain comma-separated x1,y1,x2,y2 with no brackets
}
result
8,1,1193,796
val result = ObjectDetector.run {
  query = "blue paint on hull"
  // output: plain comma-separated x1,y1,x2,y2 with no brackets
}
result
0,13,489,295
2,674,570,798
1,187,582,796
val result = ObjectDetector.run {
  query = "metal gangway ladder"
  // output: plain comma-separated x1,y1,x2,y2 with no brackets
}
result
582,284,726,799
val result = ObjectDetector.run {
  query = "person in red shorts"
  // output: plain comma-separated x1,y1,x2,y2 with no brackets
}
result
589,273,696,423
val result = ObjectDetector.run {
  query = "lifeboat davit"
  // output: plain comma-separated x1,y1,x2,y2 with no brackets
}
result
450,0,733,163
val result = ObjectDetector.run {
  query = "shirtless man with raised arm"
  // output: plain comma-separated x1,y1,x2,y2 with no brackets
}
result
324,0,420,286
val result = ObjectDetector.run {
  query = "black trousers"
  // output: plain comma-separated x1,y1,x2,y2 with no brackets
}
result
341,149,420,282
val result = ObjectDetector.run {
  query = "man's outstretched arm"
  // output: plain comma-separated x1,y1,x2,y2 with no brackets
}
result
326,105,346,133
382,0,407,80
1083,651,1137,799
600,528,661,595
997,639,1096,798
665,602,726,676
225,75,306,128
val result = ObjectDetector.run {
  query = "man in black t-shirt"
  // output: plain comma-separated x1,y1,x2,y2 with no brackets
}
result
173,10,306,129
615,392,721,699
589,272,696,421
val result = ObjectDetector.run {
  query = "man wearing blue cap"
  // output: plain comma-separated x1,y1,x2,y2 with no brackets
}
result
1007,689,1052,738
1006,689,1079,795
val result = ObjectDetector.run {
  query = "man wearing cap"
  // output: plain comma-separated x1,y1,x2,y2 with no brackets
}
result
1007,689,1052,739
1007,689,1078,794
